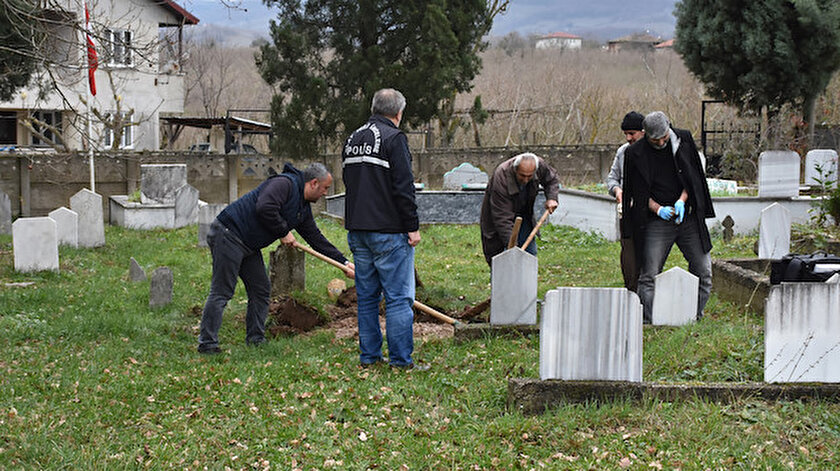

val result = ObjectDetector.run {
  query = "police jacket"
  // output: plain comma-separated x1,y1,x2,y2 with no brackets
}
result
342,114,419,233
216,163,347,263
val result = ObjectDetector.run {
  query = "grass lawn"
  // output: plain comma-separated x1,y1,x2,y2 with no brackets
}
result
1,218,838,469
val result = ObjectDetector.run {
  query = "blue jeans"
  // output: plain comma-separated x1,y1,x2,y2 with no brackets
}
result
198,220,271,349
348,231,415,366
637,216,712,323
516,216,537,256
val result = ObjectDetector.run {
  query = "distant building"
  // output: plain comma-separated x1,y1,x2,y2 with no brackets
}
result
535,32,582,51
654,38,675,52
607,32,662,53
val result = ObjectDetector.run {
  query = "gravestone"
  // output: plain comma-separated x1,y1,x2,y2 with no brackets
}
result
12,217,59,273
140,164,187,204
442,163,488,190
130,257,147,282
757,151,800,198
48,206,78,248
269,244,305,299
0,191,10,235
758,203,791,259
174,183,199,228
70,189,105,248
765,283,840,383
804,149,838,187
826,273,840,284
149,267,174,308
540,287,642,381
706,178,738,195
722,215,735,243
198,202,226,247
652,267,698,326
491,248,537,325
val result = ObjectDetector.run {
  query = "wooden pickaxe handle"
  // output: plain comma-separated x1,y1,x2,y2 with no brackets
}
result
507,216,523,249
293,242,459,326
521,208,550,250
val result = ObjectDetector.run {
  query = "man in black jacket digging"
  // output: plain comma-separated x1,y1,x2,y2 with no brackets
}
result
197,162,354,354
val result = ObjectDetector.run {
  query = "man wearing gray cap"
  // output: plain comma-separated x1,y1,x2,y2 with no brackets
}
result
621,111,715,323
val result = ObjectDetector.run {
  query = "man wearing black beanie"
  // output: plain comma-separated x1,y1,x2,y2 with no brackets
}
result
606,111,644,291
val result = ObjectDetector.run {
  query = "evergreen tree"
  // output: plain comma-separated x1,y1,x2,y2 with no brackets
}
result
675,0,840,135
0,0,41,102
257,0,492,157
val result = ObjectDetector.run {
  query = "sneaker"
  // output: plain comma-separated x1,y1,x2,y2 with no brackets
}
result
198,345,222,355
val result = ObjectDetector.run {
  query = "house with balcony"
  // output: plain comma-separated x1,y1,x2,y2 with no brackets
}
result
0,0,198,152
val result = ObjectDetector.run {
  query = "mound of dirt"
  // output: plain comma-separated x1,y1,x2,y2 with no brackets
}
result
266,297,325,337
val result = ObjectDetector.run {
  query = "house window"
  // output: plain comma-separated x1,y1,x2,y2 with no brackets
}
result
105,29,132,66
0,112,16,145
30,110,63,146
103,112,133,149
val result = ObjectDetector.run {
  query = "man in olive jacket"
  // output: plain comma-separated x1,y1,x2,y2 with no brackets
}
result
480,152,560,266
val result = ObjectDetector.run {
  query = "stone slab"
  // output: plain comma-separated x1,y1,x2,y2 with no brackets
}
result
140,164,187,204
540,287,642,381
149,267,174,308
70,189,105,247
269,244,306,298
198,202,226,247
442,162,488,190
13,217,59,272
109,196,175,230
491,248,537,325
0,191,10,235
765,283,840,383
507,378,840,415
758,202,791,260
130,257,146,282
757,150,800,198
652,267,698,326
174,183,199,228
804,149,838,187
48,206,78,248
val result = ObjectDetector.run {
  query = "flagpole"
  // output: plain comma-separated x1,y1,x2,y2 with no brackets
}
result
87,89,94,193
84,2,96,193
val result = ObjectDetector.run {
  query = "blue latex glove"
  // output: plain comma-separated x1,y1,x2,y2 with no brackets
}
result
674,200,685,224
657,206,674,221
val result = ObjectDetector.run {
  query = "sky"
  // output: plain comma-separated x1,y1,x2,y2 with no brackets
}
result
180,0,680,46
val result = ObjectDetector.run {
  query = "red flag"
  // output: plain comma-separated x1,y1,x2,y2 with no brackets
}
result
85,2,97,95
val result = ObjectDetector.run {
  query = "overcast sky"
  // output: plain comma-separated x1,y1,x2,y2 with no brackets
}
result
181,0,679,45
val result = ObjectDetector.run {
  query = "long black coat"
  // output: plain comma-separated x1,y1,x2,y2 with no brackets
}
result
620,128,715,255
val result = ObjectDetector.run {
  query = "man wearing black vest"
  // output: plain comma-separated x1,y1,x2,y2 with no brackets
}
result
342,88,423,369
198,162,354,354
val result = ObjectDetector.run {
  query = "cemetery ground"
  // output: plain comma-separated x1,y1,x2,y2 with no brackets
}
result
1,219,839,469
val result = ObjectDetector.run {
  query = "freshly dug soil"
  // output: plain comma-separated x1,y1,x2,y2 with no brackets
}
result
266,297,325,337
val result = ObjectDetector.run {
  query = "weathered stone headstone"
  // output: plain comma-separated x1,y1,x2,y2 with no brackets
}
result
540,287,642,381
491,248,537,325
442,163,488,190
652,267,698,326
826,273,840,284
70,189,105,248
706,178,738,195
130,257,147,282
758,203,791,259
198,202,226,247
149,267,173,308
174,183,199,228
269,244,305,299
12,217,59,273
140,164,187,204
804,149,838,187
0,191,11,235
48,206,78,248
722,215,735,243
765,283,840,383
757,150,800,198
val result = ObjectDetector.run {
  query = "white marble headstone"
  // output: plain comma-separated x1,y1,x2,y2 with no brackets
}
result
198,202,226,247
70,189,105,248
48,206,78,248
174,183,199,228
442,163,488,190
765,283,840,383
540,287,643,381
758,203,791,259
652,267,698,326
13,217,59,273
140,164,187,204
804,149,838,187
491,248,537,325
0,191,11,235
757,150,800,198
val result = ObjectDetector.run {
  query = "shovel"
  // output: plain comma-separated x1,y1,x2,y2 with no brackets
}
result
293,242,460,326
490,208,551,325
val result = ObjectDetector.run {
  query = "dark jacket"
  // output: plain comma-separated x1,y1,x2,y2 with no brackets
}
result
621,128,715,253
479,156,560,263
217,163,347,263
342,114,419,233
